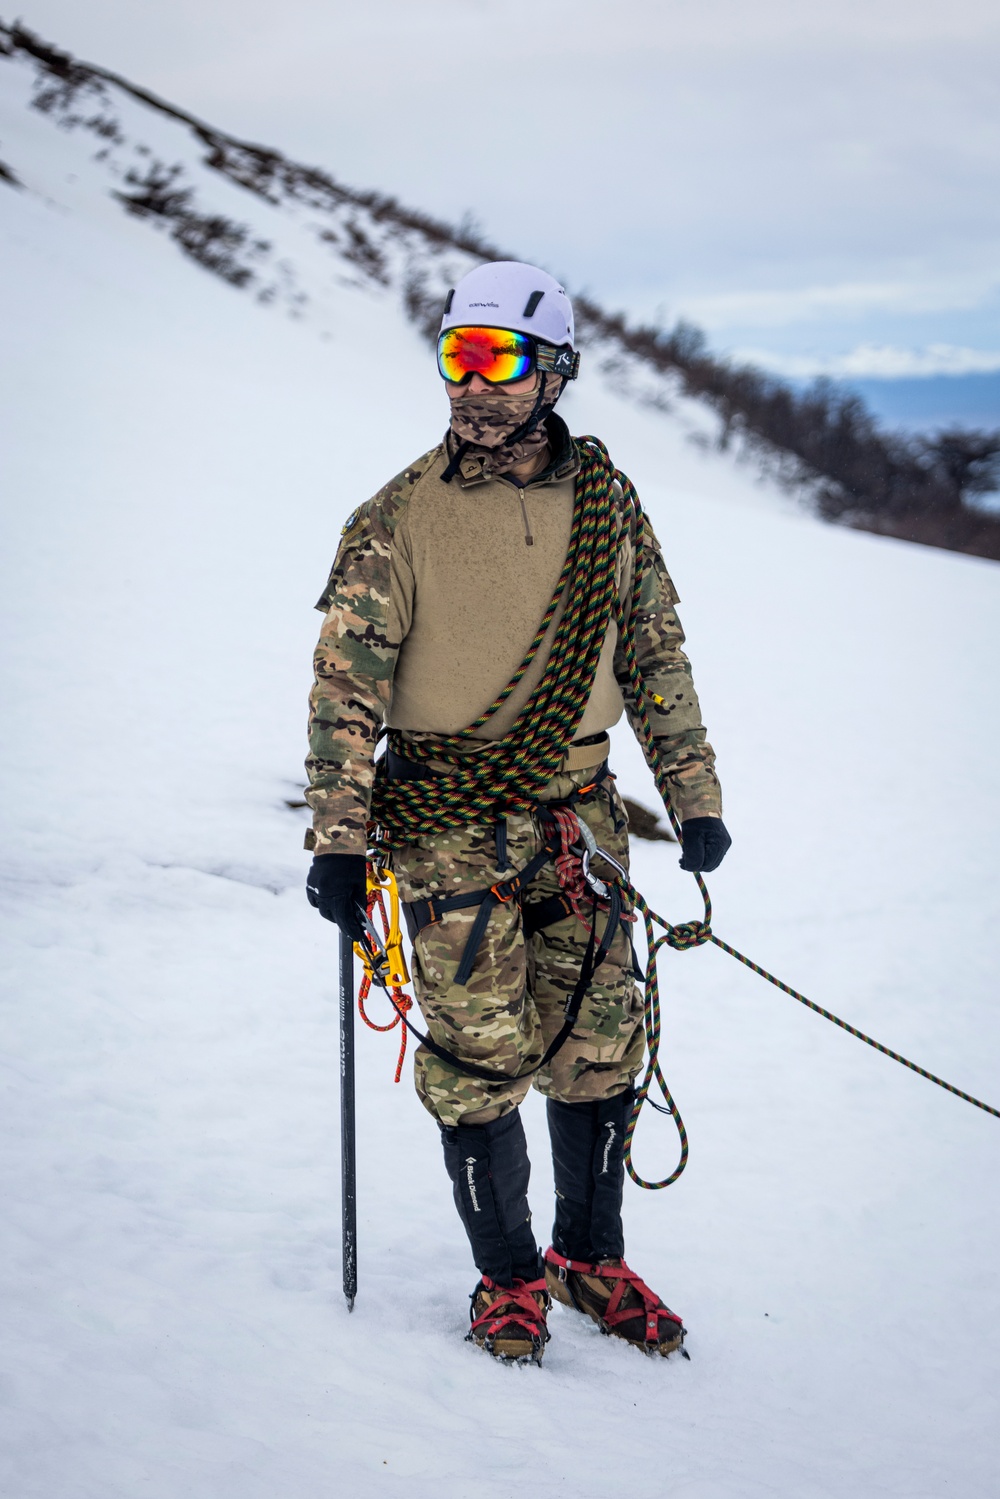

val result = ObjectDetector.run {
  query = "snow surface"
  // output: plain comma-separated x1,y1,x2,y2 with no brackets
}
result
2,52,1000,1499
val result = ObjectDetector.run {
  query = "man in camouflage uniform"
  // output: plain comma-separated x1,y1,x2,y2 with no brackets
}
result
305,262,730,1364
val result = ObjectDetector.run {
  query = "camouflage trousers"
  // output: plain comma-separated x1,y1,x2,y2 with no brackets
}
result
392,767,645,1127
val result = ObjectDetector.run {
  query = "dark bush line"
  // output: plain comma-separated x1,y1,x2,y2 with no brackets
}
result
572,305,1000,559
5,20,998,561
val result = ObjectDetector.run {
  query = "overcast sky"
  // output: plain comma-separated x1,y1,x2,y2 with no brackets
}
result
11,0,1000,386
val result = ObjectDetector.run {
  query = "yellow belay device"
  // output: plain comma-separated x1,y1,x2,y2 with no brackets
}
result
354,862,413,1084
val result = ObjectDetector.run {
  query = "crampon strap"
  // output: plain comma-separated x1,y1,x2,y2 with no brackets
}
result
544,1248,683,1345
469,1276,549,1343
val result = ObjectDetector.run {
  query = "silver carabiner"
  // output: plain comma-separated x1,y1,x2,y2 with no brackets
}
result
358,913,391,988
575,818,607,895
575,817,627,896
593,845,628,883
580,849,609,897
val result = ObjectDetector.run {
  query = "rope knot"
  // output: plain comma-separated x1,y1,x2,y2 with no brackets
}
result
666,919,712,951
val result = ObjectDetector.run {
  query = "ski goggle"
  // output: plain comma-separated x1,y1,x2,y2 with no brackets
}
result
437,326,580,385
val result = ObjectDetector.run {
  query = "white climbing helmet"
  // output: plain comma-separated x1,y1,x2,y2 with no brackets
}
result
441,261,576,351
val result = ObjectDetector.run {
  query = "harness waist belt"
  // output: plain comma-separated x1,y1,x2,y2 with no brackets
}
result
561,733,610,772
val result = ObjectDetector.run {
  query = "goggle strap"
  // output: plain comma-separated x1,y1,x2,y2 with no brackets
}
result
536,344,580,380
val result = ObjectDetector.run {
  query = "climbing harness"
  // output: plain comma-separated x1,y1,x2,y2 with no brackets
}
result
358,795,626,1092
353,434,1000,1189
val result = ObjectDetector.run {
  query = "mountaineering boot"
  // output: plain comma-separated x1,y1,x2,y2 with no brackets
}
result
544,1250,685,1357
441,1109,548,1363
468,1276,550,1364
545,1090,686,1356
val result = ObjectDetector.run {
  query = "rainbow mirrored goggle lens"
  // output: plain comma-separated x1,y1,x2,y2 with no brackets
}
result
437,326,534,385
437,327,580,385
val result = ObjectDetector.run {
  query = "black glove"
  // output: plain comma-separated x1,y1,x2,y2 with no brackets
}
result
306,853,368,941
678,817,732,874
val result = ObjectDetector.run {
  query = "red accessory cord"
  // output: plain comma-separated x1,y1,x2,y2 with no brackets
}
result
357,884,412,1083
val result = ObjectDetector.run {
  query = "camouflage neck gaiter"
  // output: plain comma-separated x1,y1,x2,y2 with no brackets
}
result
447,374,564,478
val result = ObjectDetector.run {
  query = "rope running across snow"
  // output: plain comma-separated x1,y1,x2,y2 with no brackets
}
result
608,439,1000,1185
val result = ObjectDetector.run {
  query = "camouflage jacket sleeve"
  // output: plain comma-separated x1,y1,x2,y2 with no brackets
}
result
304,451,435,856
613,513,723,822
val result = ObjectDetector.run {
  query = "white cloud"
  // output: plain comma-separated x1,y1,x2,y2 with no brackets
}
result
735,343,1000,378
681,275,999,332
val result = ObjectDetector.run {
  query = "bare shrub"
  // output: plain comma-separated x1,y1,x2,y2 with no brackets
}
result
115,160,257,287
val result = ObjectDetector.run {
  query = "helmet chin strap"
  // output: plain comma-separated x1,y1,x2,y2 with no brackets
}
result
440,439,471,485
441,373,553,485
502,371,550,450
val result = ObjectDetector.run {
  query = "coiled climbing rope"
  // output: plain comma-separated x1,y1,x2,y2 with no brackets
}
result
369,438,621,844
364,434,1000,1190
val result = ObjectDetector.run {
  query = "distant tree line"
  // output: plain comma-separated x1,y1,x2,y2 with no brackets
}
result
570,307,1000,560
405,259,1000,560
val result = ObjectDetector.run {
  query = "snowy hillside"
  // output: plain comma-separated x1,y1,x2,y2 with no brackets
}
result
0,23,719,437
2,24,1000,1499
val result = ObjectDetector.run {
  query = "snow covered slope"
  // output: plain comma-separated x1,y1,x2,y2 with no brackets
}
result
0,24,727,444
2,30,1000,1499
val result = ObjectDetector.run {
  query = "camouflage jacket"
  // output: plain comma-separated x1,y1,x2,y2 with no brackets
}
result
306,421,722,854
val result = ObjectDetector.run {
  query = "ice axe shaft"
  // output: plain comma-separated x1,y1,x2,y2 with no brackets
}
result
339,928,357,1310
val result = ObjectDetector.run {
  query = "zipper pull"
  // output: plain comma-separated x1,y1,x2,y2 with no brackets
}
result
518,490,534,546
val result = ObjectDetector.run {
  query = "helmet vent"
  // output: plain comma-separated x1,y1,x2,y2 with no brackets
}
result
443,289,455,315
522,290,545,318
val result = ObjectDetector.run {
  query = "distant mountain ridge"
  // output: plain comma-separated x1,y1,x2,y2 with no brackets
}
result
2,20,998,560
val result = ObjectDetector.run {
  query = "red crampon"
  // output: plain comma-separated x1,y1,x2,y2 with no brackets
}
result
467,1275,551,1364
544,1247,686,1356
